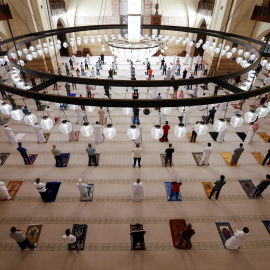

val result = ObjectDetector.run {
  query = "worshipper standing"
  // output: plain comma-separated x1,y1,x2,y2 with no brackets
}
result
206,107,217,124
199,143,213,166
4,124,18,144
177,223,195,249
71,75,77,90
148,67,153,80
204,63,209,75
34,99,42,111
86,85,91,98
51,145,63,167
165,143,174,167
132,143,142,168
262,149,270,166
76,178,89,201
108,68,113,79
75,107,84,125
216,122,228,143
22,106,29,115
33,123,46,143
132,178,144,202
33,178,49,202
183,107,192,126
0,181,11,200
208,175,226,200
189,57,194,71
94,121,103,143
84,59,89,70
69,58,73,69
168,177,182,201
185,54,189,65
176,63,181,76
133,107,140,124
190,121,199,143
194,63,198,75
65,63,69,75
231,143,245,166
86,143,97,167
244,122,259,144
193,84,198,97
9,227,36,250
63,229,79,251
183,69,187,79
45,106,55,124
130,223,146,250
134,123,142,144
98,107,105,125
69,125,77,141
80,62,85,75
219,102,226,111
161,58,165,69
162,63,167,75
17,142,30,165
91,67,95,78
173,54,177,65
173,85,179,98
159,54,162,66
253,174,270,197
166,67,171,80
225,227,249,250
160,121,170,142
100,53,105,64
65,83,71,96
30,75,36,87
171,65,176,77
95,62,100,75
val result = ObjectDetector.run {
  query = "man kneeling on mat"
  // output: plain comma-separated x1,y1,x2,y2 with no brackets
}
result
177,223,195,249
130,223,146,250
169,177,182,200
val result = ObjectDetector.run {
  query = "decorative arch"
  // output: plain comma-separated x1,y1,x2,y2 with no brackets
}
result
255,29,270,41
57,18,69,56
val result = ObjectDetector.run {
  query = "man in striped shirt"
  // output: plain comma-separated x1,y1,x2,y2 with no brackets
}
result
86,143,97,167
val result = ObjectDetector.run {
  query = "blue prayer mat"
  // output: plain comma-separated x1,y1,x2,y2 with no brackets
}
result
45,182,61,202
215,222,234,247
55,153,70,167
80,184,94,202
262,221,270,234
164,182,182,201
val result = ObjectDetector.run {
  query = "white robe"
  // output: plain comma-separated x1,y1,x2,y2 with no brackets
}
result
219,102,226,111
135,126,142,144
244,127,256,144
225,230,249,250
94,124,103,143
91,69,95,78
69,126,76,141
185,54,189,65
45,108,55,124
132,182,144,202
171,65,176,76
196,55,201,65
159,54,162,66
75,107,84,125
0,183,11,200
173,55,176,65
193,87,198,97
183,108,192,126
33,125,46,143
232,108,242,116
161,113,167,124
87,54,91,65
98,109,105,125
4,127,18,144
166,69,171,80
72,55,77,66
189,58,194,71
216,126,228,143
200,147,213,165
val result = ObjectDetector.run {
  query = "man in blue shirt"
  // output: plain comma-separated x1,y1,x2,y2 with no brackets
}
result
206,107,217,124
17,142,30,165
253,174,270,197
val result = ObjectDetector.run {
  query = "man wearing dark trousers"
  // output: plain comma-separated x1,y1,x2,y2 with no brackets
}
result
133,107,140,124
17,142,30,165
206,107,217,124
86,143,97,167
262,149,270,166
177,223,195,249
165,144,174,167
253,174,270,197
208,175,226,200
161,121,170,142
130,223,146,250
51,145,63,167
9,227,36,250
190,121,199,142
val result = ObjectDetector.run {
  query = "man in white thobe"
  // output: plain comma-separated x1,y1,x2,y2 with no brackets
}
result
87,54,91,65
132,178,144,202
72,55,77,66
45,106,55,124
76,179,89,201
159,54,162,66
75,107,84,125
69,125,76,141
185,54,189,65
166,68,171,80
98,107,105,125
0,181,11,200
219,102,226,111
244,122,259,144
4,125,18,144
199,143,213,166
33,123,46,143
94,122,103,143
193,85,198,97
135,124,142,144
183,107,192,126
216,125,228,143
196,55,201,65
189,58,194,71
225,227,249,250
173,54,176,65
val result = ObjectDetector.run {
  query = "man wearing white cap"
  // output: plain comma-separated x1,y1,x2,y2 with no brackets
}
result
76,179,89,201
4,124,18,144
0,182,11,200
169,177,182,201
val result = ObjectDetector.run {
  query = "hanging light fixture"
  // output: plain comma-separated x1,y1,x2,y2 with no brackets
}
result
238,49,243,55
174,123,187,138
255,106,268,118
24,112,37,125
32,52,38,58
195,121,208,136
26,54,33,61
250,54,256,61
161,107,171,115
17,50,22,57
225,45,230,51
69,104,79,110
226,52,233,59
10,108,24,121
43,47,49,54
127,124,140,140
84,35,88,44
104,124,117,139
196,43,201,48
77,36,81,45
230,114,243,128
244,110,257,123
37,49,43,56
151,125,164,139
214,118,227,132
244,51,250,59
215,48,220,54
36,44,41,50
80,122,94,137
59,120,72,134
143,108,151,115
29,46,35,52
0,103,12,115
91,35,95,43
63,42,68,48
122,107,133,116
40,116,53,130
22,48,29,54
85,106,95,113
221,49,227,56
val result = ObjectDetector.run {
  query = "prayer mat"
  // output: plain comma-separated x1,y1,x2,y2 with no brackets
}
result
72,224,88,250
54,117,61,124
201,116,208,123
82,72,87,76
17,105,23,109
55,153,70,167
38,105,47,111
80,184,94,201
252,152,264,165
262,221,270,235
26,154,38,165
164,182,182,201
259,78,264,83
0,181,22,201
202,182,215,197
0,118,10,125
15,133,26,141
186,132,198,143
130,224,146,250
188,94,194,98
250,105,258,111
169,219,192,249
220,152,239,167
209,132,218,141
0,153,10,165
238,179,262,199
89,153,100,166
200,85,209,90
225,118,231,123
75,131,80,141
25,224,43,247
215,222,234,247
70,93,76,97
160,154,174,167
236,132,247,142
231,104,238,109
44,133,50,143
45,182,61,202
257,132,270,143
192,152,203,166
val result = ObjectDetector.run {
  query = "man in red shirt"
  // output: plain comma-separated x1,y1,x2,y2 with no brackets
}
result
169,177,182,200
148,67,153,80
160,121,170,142
177,223,195,249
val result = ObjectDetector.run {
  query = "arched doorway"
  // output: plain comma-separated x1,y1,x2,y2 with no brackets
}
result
57,19,69,56
194,19,207,57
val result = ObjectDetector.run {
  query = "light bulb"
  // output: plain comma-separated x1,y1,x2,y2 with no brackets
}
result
85,106,95,113
161,107,171,115
80,122,94,137
0,103,12,115
104,124,117,139
40,116,53,130
59,120,72,134
151,125,164,139
63,42,68,48
214,118,227,132
174,123,187,138
69,104,78,110
10,108,24,121
29,46,35,52
244,110,257,123
230,114,243,128
24,112,37,125
122,107,132,116
127,125,140,140
255,106,268,118
195,121,208,136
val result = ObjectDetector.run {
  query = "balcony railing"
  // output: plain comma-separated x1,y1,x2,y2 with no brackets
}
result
251,5,270,23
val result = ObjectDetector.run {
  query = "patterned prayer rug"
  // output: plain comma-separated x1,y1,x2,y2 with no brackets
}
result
75,131,80,141
130,224,146,250
209,132,218,141
192,152,203,166
220,152,239,167
160,154,174,167
80,184,94,202
16,105,23,109
262,221,270,235
238,179,262,199
250,105,258,111
25,224,43,247
257,132,270,143
252,152,265,165
54,117,61,124
186,132,198,143
164,182,182,201
45,182,61,202
89,154,100,166
72,224,88,250
231,104,238,109
0,118,10,125
169,219,192,249
0,181,22,201
0,153,10,165
236,132,247,142
26,154,38,165
202,182,215,197
215,222,234,247
55,153,70,167
44,133,50,143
